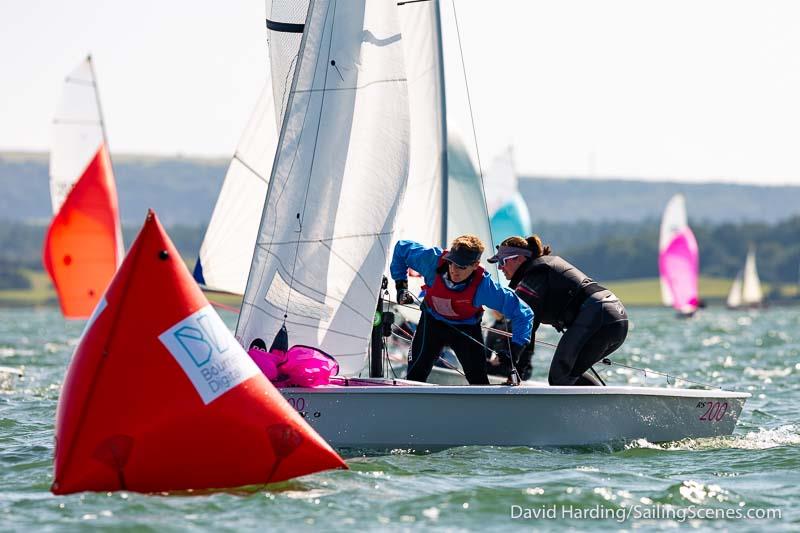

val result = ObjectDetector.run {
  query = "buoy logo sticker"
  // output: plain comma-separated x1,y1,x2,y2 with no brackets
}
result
159,305,259,404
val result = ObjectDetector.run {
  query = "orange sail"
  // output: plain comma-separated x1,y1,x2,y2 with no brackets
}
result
43,144,122,318
45,56,123,319
52,210,345,494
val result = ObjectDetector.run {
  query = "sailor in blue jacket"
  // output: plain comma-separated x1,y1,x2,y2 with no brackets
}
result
391,235,533,384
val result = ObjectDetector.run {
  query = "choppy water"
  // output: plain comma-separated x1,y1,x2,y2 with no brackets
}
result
1,306,798,531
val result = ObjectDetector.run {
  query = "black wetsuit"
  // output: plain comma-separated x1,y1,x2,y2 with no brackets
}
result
509,255,628,386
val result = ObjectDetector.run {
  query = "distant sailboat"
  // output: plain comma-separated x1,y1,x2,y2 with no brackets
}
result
43,56,124,319
658,194,699,316
727,245,763,308
484,147,532,248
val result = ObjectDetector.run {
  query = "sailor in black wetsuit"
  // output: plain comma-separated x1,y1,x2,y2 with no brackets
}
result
488,235,628,386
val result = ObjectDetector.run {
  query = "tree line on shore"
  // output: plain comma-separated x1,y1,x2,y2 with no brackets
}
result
1,216,799,290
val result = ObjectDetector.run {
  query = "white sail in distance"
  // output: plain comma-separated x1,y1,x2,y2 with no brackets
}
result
741,245,763,305
727,245,763,308
236,0,410,376
726,271,743,308
484,147,518,217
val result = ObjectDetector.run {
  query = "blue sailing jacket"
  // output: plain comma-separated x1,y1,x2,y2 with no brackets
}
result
390,240,533,345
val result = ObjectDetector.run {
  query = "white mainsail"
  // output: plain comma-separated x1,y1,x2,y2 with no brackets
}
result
193,82,278,294
267,0,310,127
395,0,496,273
236,0,410,376
393,0,445,252
50,57,107,214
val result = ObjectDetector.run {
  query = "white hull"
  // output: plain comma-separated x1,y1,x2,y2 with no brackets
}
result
389,361,508,385
281,381,748,449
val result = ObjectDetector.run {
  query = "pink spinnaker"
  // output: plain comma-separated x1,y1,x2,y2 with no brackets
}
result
659,227,699,313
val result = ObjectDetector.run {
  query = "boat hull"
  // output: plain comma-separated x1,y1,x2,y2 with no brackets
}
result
280,384,748,449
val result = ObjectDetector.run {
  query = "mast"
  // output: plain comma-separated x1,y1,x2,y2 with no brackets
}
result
86,55,111,162
86,54,124,263
433,0,449,248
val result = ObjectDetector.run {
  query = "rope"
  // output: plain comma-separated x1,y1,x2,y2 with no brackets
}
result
208,299,241,314
389,323,466,377
386,298,725,389
599,358,725,391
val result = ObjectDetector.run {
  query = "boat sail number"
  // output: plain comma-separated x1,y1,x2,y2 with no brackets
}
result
286,397,321,420
696,401,728,421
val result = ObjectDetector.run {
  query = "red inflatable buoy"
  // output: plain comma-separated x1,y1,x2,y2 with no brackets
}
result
52,210,346,494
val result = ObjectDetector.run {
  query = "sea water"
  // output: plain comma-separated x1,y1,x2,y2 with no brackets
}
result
0,307,798,531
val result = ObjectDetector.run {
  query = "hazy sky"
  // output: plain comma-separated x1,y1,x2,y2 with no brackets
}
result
2,0,800,184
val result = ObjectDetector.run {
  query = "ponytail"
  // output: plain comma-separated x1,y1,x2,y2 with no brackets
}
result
525,234,551,259
499,234,552,259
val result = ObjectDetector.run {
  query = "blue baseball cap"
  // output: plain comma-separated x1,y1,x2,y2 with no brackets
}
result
443,248,482,267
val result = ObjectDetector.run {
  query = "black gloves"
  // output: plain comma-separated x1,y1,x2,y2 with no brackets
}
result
510,342,527,365
511,342,532,381
395,279,413,304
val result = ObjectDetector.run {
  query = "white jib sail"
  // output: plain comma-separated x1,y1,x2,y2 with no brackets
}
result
236,0,410,376
742,245,763,305
194,81,279,294
658,194,688,307
50,56,106,214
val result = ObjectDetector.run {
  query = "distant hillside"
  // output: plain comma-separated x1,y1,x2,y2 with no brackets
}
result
0,152,227,226
3,152,800,226
519,176,800,223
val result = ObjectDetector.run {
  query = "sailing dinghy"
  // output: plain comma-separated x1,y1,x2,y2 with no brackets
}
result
234,0,748,449
43,56,124,319
727,245,764,309
658,194,700,316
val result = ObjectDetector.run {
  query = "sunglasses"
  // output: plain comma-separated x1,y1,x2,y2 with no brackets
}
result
498,255,520,268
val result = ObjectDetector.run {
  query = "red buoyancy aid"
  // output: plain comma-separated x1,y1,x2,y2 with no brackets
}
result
423,255,485,320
